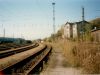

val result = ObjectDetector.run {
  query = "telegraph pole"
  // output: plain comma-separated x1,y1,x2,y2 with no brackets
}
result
81,6,85,41
2,24,5,38
3,28,5,38
82,7,85,21
52,2,55,34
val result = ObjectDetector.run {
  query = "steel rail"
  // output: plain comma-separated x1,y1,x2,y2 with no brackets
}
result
0,44,46,71
24,45,52,75
0,43,39,58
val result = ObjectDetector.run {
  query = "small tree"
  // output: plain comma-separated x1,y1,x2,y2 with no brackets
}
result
84,23,92,41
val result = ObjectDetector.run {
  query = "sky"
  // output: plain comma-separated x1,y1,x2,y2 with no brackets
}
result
0,0,100,40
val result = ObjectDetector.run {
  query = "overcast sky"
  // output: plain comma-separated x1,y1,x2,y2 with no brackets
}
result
0,0,100,40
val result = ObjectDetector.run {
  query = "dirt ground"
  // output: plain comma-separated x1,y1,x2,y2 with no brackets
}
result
40,44,81,75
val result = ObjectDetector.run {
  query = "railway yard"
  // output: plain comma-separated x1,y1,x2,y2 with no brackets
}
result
0,0,99,74
0,41,52,75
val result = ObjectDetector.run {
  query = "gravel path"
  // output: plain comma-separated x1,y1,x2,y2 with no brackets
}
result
40,46,81,75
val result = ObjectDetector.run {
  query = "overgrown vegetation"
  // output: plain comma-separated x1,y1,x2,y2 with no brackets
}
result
52,39,100,74
44,18,100,74
90,18,100,29
43,28,63,42
73,42,100,74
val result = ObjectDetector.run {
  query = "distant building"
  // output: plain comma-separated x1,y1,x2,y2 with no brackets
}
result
63,21,90,38
73,21,90,38
62,7,92,39
91,29,100,42
63,22,73,38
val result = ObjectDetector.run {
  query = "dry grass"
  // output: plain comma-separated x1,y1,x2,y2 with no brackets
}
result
53,39,79,67
46,39,100,74
74,42,100,74
48,39,78,67
62,40,100,74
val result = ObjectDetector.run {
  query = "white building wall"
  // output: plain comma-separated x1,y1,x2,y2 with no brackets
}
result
64,23,71,38
73,23,78,38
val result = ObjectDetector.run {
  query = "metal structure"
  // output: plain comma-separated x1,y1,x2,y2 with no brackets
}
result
81,7,85,40
52,2,55,34
2,24,5,38
0,43,39,58
3,28,5,37
0,43,52,75
82,7,85,21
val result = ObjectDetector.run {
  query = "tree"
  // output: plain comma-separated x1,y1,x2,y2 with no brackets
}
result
84,24,92,41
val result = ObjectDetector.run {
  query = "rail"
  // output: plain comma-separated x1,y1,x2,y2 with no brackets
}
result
0,44,45,71
24,45,52,75
0,43,39,58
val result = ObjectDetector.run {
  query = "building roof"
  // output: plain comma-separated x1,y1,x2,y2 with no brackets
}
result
75,20,90,24
91,28,100,32
65,20,90,26
65,22,74,25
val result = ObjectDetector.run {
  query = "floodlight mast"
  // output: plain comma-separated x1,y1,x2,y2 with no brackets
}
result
52,2,55,34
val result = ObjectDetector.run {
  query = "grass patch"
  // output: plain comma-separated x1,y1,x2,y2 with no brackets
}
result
46,39,100,74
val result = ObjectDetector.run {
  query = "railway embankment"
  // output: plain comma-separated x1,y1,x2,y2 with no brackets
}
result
41,39,100,74
40,41,81,75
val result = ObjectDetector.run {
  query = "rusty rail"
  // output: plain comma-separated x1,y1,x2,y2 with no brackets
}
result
0,43,52,75
0,43,39,58
24,45,52,75
0,44,45,71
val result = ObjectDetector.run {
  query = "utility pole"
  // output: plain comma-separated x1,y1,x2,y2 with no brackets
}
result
81,7,85,41
12,33,14,42
52,2,55,34
82,7,85,21
2,24,5,38
3,28,5,38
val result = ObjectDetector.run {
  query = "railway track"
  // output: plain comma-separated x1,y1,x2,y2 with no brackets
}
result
0,43,39,58
20,45,51,75
0,43,52,75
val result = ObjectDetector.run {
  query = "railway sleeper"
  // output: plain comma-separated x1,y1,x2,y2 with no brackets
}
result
2,45,52,75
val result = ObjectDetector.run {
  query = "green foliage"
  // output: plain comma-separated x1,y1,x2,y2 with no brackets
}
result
45,28,63,42
76,23,92,42
90,18,100,29
84,23,92,41
56,30,62,37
